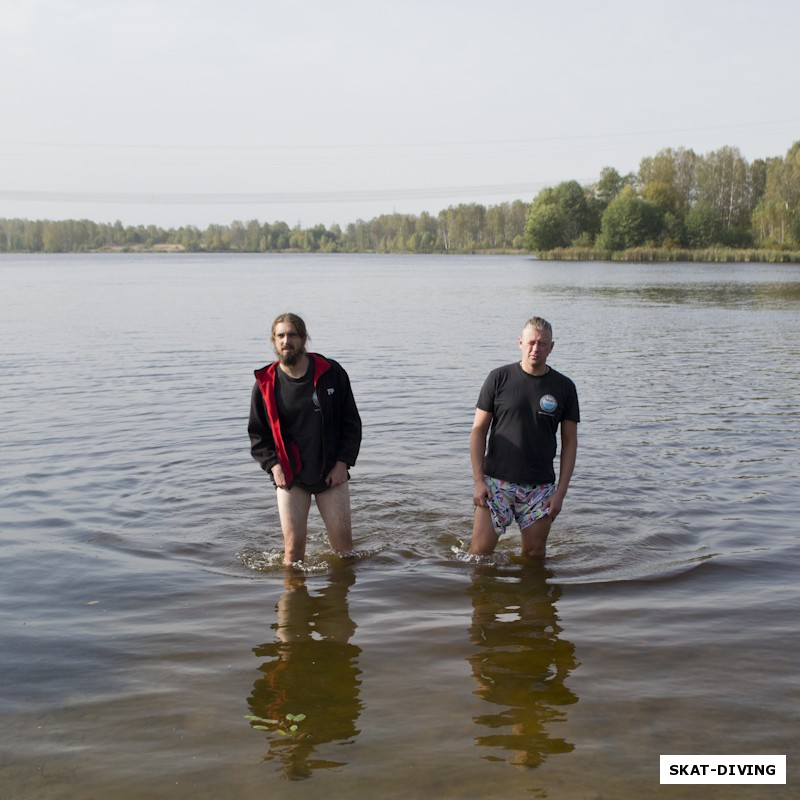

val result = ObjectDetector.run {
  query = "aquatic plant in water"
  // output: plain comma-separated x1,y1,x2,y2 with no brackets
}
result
245,712,307,737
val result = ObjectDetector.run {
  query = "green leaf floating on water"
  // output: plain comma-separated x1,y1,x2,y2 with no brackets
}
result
247,712,306,737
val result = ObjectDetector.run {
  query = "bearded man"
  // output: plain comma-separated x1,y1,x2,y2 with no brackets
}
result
249,313,362,564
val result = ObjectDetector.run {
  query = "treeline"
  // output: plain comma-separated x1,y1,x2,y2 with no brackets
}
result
524,141,800,253
1,141,798,256
0,201,530,254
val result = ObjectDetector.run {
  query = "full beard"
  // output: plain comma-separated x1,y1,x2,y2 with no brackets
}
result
276,345,305,367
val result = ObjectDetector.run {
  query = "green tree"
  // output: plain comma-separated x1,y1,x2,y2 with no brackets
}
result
289,225,309,251
695,146,756,245
684,202,722,248
523,181,593,250
485,204,506,249
524,202,569,250
414,211,439,251
455,203,486,250
228,220,247,251
202,224,228,251
593,167,635,210
42,220,74,252
506,200,529,247
245,220,263,251
752,142,800,247
598,187,664,250
176,225,202,251
638,148,697,220
270,221,291,250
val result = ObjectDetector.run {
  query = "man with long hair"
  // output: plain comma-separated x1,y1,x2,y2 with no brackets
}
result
249,313,362,564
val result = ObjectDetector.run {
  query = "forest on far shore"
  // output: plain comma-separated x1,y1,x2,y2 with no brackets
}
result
2,141,799,261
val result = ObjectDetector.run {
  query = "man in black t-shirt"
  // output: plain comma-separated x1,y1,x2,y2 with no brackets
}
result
469,316,579,559
249,313,362,564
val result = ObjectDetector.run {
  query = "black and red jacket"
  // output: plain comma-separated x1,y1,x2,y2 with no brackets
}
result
248,353,361,488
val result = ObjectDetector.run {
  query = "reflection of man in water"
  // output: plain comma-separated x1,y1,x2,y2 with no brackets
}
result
248,568,362,780
467,564,577,769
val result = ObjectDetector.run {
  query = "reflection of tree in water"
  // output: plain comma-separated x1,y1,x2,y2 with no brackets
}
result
248,568,362,780
467,564,578,770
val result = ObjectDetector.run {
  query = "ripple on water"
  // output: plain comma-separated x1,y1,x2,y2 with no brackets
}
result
236,545,385,574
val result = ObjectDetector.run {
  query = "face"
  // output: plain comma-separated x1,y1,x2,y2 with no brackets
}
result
272,322,306,366
518,325,554,374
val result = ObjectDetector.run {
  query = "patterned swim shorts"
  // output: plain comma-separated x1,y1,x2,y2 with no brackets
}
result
484,476,556,535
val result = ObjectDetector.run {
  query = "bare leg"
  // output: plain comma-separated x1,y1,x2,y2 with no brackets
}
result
468,505,498,555
520,515,553,560
275,486,312,564
315,482,354,556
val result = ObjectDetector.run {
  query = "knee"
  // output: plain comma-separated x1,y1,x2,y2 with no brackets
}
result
522,545,546,561
521,530,548,559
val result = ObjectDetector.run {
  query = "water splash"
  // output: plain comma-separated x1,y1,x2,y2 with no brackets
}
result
236,546,381,574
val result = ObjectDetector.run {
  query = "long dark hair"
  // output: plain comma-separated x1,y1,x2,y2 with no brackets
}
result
270,313,310,344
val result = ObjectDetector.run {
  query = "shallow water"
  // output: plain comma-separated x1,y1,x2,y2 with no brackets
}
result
1,253,798,798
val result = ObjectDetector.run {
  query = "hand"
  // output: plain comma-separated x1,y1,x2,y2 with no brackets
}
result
271,463,288,489
543,491,564,519
326,461,349,488
473,479,491,508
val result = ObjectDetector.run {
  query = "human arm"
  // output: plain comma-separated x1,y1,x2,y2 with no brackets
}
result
248,382,279,474
331,365,362,468
543,419,578,518
321,364,359,487
470,408,493,507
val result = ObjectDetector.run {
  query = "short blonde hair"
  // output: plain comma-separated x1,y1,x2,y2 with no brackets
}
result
523,316,552,338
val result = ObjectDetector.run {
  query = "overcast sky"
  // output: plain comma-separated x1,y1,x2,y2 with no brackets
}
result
2,0,798,229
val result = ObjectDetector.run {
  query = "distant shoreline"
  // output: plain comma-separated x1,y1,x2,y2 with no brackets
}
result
5,141,799,259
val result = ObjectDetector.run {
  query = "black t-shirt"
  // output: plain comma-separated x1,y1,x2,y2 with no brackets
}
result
477,362,580,485
275,362,324,485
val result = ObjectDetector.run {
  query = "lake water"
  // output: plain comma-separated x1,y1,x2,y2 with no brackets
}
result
1,253,798,799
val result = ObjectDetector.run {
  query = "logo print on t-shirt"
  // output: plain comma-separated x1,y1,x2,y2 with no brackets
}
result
540,394,557,413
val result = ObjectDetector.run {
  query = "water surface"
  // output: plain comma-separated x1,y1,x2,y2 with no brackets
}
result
1,254,798,798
